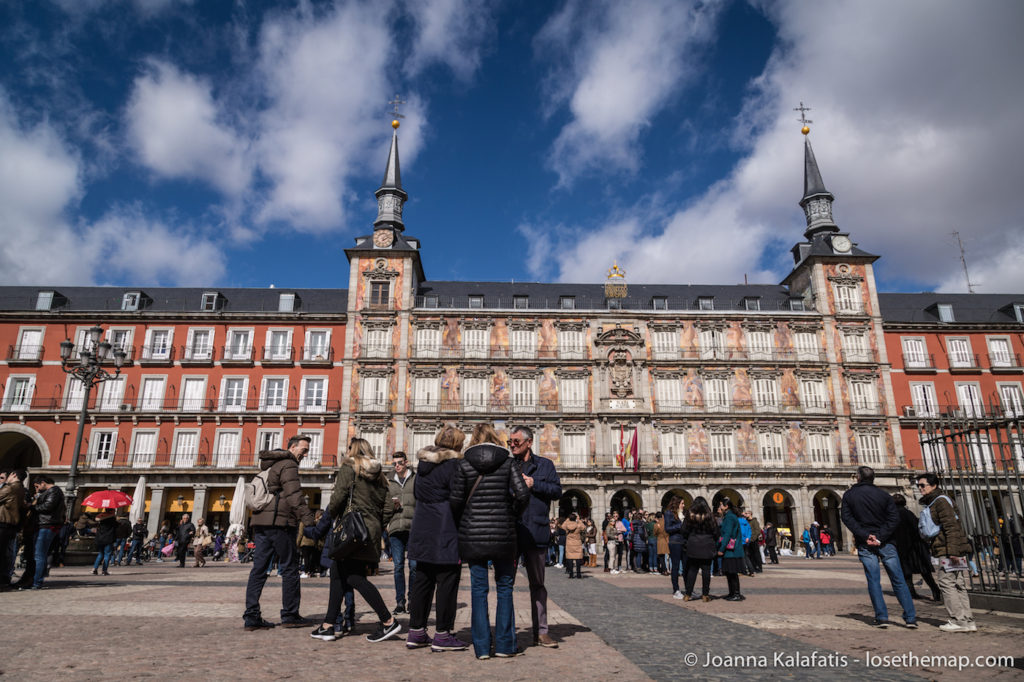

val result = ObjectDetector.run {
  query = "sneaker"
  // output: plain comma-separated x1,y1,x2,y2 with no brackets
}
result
555,563,563,568
672,591,684,600
938,622,976,633
406,629,431,649
299,572,310,579
366,620,402,643
610,569,619,574
477,654,491,660
280,617,314,629
535,633,558,648
495,649,522,658
872,619,890,629
905,622,918,629
311,625,337,641
243,619,277,631
393,602,407,614
431,632,469,652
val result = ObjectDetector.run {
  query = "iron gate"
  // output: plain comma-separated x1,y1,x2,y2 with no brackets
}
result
918,410,1024,600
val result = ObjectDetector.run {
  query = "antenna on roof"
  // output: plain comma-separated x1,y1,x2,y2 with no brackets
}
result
952,231,977,294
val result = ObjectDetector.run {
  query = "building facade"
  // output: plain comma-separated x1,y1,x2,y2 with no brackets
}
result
2,124,954,549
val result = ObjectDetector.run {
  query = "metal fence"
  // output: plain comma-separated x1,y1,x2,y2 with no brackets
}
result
918,410,1024,601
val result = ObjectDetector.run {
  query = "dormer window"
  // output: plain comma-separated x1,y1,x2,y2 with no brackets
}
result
652,297,667,310
1013,303,1024,323
560,296,575,310
698,297,715,311
607,298,622,310
423,295,438,309
513,295,529,309
937,303,954,323
278,293,296,312
122,292,141,311
744,297,760,311
468,295,484,309
201,292,219,311
36,291,55,311
789,298,806,312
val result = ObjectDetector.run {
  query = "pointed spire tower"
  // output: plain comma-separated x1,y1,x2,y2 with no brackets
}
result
796,103,838,239
374,118,407,232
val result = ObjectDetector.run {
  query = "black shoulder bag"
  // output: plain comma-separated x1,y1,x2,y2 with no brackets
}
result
328,473,371,562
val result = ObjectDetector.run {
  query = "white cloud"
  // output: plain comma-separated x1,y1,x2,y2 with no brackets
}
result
126,60,252,195
403,0,498,81
536,0,725,186
254,1,426,232
536,0,1024,292
0,93,226,286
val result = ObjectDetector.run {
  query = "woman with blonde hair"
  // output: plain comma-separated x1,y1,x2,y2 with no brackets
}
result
405,425,468,652
310,438,399,643
451,423,530,659
192,517,210,567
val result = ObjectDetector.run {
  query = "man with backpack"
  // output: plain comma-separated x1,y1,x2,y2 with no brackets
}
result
243,435,315,631
840,466,917,629
916,472,977,632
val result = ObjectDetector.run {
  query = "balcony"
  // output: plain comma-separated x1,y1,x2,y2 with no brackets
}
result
988,352,1024,373
220,345,254,366
849,401,883,417
0,396,342,416
360,344,394,360
650,347,828,364
300,346,334,367
407,345,577,362
6,345,44,366
180,346,215,366
138,345,175,365
842,351,875,365
261,346,295,366
947,353,981,373
651,399,833,416
99,450,338,470
902,353,937,373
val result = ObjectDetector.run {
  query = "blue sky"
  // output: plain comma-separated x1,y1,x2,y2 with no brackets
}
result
1,0,1022,294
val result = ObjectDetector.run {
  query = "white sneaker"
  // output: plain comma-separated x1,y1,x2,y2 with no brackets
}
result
673,591,684,599
938,622,975,633
299,572,310,579
555,563,564,568
611,569,619,574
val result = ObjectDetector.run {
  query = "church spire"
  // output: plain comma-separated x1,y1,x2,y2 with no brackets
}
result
794,103,837,238
374,97,408,231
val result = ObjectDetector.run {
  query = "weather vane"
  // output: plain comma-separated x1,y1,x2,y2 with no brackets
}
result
388,94,406,129
794,101,813,135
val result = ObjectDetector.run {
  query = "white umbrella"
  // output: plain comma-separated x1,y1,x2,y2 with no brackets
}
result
229,475,247,526
128,475,146,524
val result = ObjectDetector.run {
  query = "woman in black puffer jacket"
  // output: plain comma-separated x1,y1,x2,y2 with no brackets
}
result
450,424,530,659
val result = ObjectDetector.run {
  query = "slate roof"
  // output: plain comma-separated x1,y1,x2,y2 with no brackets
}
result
0,286,348,314
878,293,1024,325
415,281,801,312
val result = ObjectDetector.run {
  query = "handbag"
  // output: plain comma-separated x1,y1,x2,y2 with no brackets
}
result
725,538,736,551
161,542,175,557
328,475,371,562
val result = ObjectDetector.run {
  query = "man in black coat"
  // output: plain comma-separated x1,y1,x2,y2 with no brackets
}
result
175,514,195,568
510,426,562,649
840,466,917,629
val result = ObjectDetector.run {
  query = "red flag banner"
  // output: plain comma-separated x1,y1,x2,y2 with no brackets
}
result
617,424,625,469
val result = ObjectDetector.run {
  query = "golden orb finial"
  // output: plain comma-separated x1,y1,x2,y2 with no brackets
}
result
392,119,401,129
801,125,810,135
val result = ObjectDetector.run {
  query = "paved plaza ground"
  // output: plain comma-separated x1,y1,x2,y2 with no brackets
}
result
1,553,1022,681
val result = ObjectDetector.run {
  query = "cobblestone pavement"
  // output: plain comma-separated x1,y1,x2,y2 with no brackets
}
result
1,555,1021,681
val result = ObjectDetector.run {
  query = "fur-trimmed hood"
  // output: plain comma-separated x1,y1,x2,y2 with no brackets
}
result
415,446,462,464
341,456,385,482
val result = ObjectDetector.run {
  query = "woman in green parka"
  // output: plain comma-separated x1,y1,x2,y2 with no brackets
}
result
311,438,400,643
716,497,746,602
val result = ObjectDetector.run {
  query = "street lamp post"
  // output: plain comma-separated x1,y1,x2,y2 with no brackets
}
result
59,325,126,519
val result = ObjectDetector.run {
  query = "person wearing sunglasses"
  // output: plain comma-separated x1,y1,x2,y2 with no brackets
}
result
508,425,563,649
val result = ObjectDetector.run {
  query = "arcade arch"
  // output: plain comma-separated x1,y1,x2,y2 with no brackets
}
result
558,488,592,520
0,425,48,471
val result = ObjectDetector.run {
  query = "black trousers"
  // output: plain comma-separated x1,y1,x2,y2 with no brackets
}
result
668,544,686,593
684,558,712,596
0,524,16,585
325,558,390,626
408,562,461,632
176,540,190,567
725,571,741,596
746,542,763,571
243,527,301,625
766,545,779,564
565,558,582,577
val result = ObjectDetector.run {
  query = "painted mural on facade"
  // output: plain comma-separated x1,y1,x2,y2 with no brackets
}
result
442,367,459,409
732,368,751,407
736,421,758,465
442,317,460,352
539,368,558,411
491,319,509,357
539,319,557,358
538,423,559,459
490,369,509,409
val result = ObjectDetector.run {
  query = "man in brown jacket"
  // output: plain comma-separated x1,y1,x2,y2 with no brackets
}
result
243,435,316,631
917,472,976,632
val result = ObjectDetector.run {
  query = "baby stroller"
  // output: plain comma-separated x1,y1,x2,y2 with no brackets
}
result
240,541,256,563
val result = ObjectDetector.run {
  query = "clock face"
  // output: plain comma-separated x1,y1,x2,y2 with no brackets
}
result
832,235,851,253
373,230,394,248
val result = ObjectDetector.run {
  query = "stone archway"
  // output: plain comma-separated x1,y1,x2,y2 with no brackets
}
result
762,488,796,550
659,488,693,511
609,489,642,517
558,488,592,520
712,488,745,511
812,489,844,552
0,425,49,471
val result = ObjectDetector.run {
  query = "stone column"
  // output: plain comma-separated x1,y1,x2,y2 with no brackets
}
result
193,485,209,523
320,487,333,512
147,486,165,538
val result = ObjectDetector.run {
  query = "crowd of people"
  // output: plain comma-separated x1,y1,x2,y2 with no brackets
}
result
0,437,997,643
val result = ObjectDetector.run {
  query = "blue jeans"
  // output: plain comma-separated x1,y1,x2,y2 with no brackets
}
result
33,527,58,588
389,531,417,606
469,558,516,657
128,539,144,564
647,542,657,570
93,543,113,572
857,543,916,624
